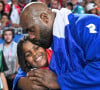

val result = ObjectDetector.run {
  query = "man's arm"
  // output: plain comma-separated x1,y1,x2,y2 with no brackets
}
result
27,62,100,89
50,14,100,89
27,69,60,89
57,61,100,89
17,77,33,90
18,77,48,90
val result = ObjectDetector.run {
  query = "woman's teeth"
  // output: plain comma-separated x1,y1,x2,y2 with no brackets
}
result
35,56,42,62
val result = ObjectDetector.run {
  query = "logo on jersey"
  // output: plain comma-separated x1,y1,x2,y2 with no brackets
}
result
86,24,98,33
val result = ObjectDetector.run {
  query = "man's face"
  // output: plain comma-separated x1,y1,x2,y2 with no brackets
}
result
62,0,67,7
3,0,8,4
27,25,41,40
21,3,54,48
51,0,59,9
71,0,78,5
21,10,53,48
0,3,3,12
3,31,13,43
25,22,52,48
23,41,48,68
1,15,9,24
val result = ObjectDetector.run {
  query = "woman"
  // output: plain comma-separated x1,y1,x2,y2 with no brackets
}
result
13,37,53,90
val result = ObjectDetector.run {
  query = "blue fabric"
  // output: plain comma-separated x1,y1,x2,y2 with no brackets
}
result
13,34,24,43
13,13,100,89
0,39,4,44
13,68,26,90
50,14,100,90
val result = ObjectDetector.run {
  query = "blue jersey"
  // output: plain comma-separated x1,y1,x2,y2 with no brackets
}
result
13,8,100,90
50,8,100,90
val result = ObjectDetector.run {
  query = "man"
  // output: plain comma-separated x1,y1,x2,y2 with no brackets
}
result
18,0,26,11
61,0,68,7
4,0,21,28
14,2,100,90
51,0,59,9
0,28,19,90
66,2,73,11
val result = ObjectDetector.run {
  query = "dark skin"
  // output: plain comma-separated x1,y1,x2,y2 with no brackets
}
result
18,77,48,90
27,69,59,89
18,46,59,89
17,40,59,89
18,2,59,90
18,69,59,90
20,3,55,49
17,34,59,89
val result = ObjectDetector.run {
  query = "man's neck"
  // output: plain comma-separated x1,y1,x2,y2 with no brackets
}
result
4,41,12,47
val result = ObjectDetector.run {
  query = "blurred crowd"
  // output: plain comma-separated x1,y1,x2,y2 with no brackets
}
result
0,0,99,36
0,0,99,31
0,0,100,90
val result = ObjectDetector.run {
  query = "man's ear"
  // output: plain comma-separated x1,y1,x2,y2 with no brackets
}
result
40,13,49,24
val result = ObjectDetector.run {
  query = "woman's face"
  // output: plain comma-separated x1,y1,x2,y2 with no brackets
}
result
1,15,9,24
23,41,48,68
0,3,3,12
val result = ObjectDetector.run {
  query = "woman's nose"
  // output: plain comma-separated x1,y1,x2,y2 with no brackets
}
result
32,50,36,58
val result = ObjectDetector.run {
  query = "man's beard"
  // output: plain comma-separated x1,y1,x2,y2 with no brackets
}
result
29,22,53,49
29,30,52,49
39,25,53,49
5,40,12,44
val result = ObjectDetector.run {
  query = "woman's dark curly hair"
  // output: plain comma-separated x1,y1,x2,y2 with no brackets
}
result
17,37,33,72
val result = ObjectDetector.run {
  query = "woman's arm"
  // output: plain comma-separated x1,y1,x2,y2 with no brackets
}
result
16,56,19,72
1,72,8,90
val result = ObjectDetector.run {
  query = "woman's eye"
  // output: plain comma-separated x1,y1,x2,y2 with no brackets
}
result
33,46,39,50
35,46,39,50
25,53,31,57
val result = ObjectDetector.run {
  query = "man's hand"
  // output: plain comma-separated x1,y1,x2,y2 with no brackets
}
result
18,77,48,90
27,69,60,89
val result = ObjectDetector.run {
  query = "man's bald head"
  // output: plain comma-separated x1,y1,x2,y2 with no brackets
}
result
21,2,48,28
20,2,55,48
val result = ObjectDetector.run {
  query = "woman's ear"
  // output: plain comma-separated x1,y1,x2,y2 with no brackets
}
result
40,13,49,24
